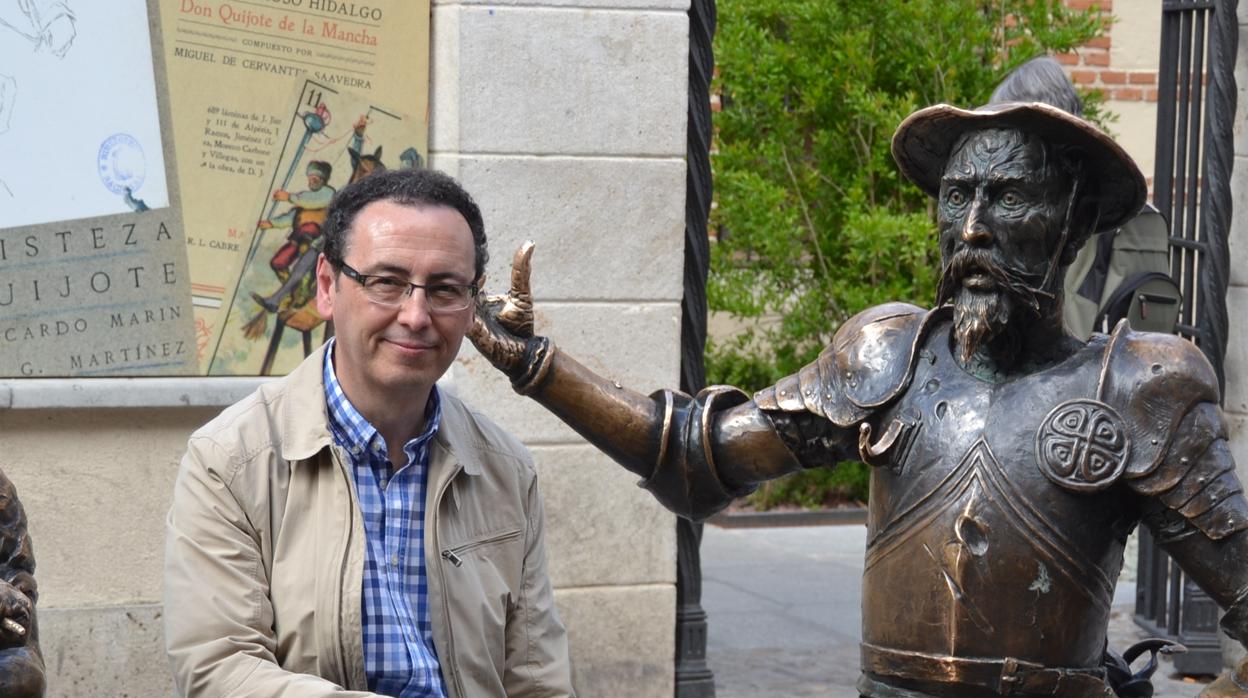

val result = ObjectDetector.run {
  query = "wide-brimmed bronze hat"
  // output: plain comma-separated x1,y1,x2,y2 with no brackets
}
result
892,101,1146,233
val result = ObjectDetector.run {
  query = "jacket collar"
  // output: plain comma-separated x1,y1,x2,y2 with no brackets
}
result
430,390,483,477
277,342,481,478
278,342,336,462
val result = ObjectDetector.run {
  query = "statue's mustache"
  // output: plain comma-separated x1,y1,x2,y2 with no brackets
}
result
935,247,1053,312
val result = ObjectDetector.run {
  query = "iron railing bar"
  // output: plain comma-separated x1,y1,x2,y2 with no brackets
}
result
1136,527,1153,622
1176,11,1198,330
1185,11,1208,336
1171,8,1192,243
1152,528,1169,624
1176,321,1201,336
1157,554,1172,629
1169,558,1184,635
1157,9,1181,294
1168,236,1210,249
1155,7,1180,219
1186,9,1207,248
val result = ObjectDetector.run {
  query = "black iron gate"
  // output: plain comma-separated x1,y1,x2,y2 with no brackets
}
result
1134,0,1238,676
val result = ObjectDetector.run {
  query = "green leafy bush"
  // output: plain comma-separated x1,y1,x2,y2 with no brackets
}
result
749,462,872,510
708,0,1110,509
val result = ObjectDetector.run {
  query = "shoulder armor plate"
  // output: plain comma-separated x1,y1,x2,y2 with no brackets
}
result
754,303,944,427
1099,320,1221,478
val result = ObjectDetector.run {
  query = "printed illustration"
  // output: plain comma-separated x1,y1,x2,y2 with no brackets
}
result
208,80,422,376
0,0,168,228
0,0,76,57
0,0,75,200
157,0,430,373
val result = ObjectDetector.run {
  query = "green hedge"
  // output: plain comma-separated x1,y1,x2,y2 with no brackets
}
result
707,0,1111,509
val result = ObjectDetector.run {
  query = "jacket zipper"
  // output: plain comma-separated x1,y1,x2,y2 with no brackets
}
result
333,446,357,688
432,465,467,698
440,529,523,567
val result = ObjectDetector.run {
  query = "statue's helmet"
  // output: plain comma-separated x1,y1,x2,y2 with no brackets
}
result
891,102,1146,235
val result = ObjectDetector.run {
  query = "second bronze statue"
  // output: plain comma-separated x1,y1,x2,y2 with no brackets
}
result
0,469,45,697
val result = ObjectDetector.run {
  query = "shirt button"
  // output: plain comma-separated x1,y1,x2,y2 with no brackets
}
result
350,445,362,455
391,554,399,567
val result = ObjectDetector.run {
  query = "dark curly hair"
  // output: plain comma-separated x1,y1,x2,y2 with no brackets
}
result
321,168,488,281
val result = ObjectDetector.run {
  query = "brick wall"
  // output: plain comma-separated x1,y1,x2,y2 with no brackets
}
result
1058,0,1162,184
1058,1,1160,104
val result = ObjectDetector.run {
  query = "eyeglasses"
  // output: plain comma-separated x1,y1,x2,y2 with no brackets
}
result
335,261,478,313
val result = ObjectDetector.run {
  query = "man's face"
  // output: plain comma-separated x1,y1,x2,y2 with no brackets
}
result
935,128,1071,359
315,200,477,406
308,173,325,191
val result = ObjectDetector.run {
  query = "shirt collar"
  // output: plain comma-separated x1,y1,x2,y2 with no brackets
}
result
323,337,442,462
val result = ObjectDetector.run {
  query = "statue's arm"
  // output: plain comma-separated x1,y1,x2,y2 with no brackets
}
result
1127,401,1248,696
469,243,858,520
514,344,854,519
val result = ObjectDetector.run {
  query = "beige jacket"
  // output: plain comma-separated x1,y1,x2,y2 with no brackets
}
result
164,345,574,697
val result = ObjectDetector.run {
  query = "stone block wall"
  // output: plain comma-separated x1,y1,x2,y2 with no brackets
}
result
1,1,690,695
1226,0,1248,502
1212,0,1248,669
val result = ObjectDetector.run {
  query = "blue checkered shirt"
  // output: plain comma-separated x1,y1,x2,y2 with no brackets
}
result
324,340,448,697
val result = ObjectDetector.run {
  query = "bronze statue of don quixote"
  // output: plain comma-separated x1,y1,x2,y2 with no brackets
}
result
471,96,1248,697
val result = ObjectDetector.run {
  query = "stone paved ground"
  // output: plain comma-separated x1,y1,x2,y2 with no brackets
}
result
701,524,1210,697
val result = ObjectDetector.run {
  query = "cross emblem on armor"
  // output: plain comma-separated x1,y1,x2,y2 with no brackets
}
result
1034,399,1131,493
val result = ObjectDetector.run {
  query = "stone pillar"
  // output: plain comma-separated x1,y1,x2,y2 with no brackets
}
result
1220,0,1247,669
433,0,690,695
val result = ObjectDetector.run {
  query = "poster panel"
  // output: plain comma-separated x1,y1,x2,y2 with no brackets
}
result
158,0,430,371
0,0,197,377
207,79,421,375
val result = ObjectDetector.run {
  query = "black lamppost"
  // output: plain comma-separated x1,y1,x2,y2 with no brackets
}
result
674,0,718,695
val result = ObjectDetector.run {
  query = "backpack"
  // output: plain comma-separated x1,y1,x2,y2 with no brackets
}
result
1062,203,1182,340
1096,271,1181,335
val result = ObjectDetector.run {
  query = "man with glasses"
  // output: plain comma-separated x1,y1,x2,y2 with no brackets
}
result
165,168,575,697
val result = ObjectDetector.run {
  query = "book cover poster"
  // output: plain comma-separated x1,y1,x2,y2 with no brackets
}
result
206,79,421,376
0,0,196,377
158,0,429,371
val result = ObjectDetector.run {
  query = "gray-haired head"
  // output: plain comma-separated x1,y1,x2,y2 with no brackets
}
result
990,55,1083,116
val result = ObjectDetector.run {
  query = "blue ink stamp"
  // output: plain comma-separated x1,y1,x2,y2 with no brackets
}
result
98,133,146,196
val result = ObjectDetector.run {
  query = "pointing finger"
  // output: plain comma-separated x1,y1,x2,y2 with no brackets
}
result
510,241,535,300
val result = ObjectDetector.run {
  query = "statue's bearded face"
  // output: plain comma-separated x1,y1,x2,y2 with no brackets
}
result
935,128,1073,362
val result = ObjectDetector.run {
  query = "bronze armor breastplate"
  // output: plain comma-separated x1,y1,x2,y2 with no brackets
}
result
860,327,1136,691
